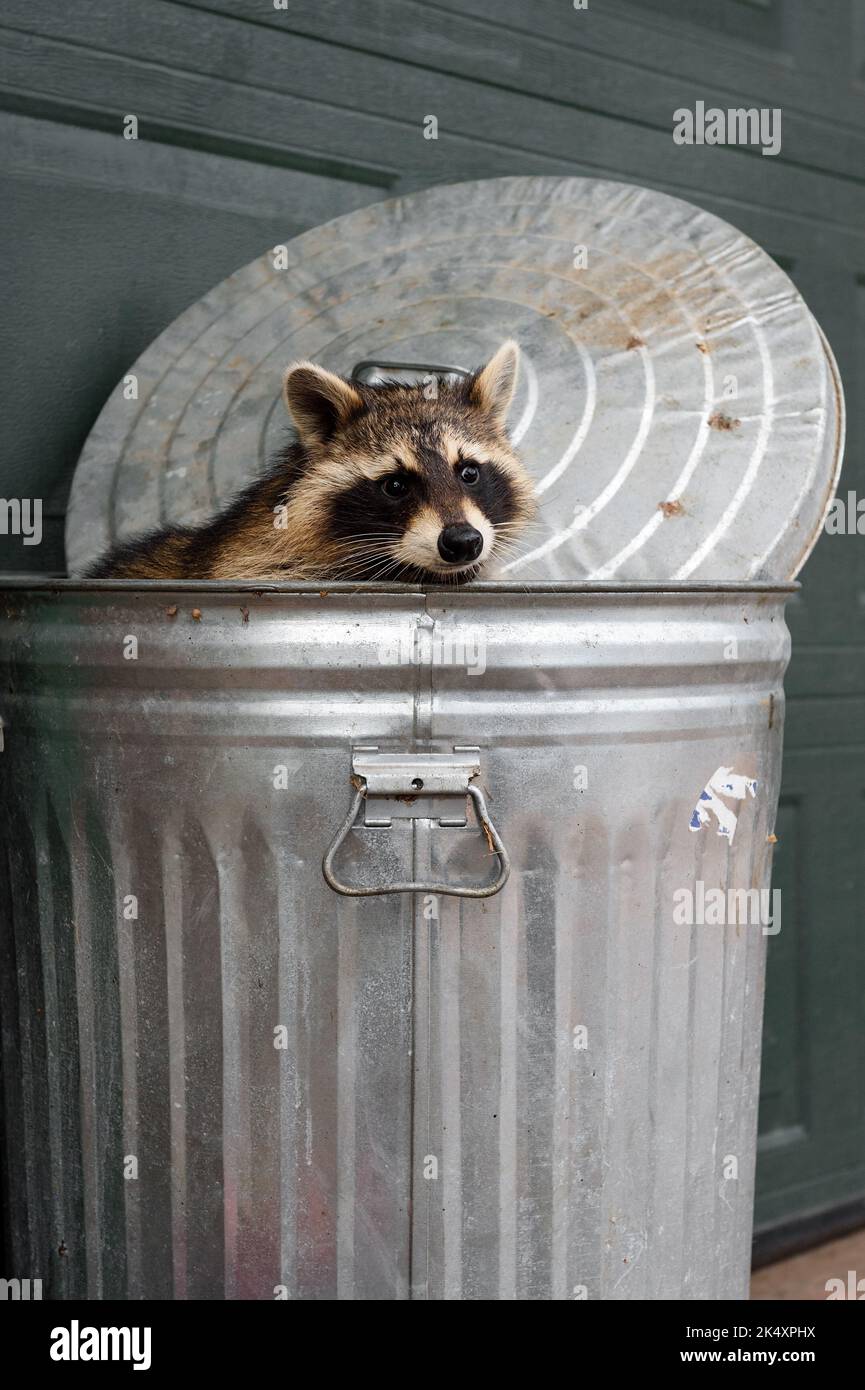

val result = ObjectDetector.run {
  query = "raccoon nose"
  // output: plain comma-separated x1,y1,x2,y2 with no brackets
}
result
438,523,484,565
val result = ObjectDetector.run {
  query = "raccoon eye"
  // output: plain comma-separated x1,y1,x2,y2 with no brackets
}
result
381,474,410,500
459,462,481,486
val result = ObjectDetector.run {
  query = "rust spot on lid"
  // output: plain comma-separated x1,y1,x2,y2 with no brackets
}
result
708,412,741,431
191,608,202,621
657,500,684,517
626,334,645,350
696,340,709,354
164,605,178,618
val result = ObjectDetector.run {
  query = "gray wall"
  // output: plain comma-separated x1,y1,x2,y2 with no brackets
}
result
2,0,863,1240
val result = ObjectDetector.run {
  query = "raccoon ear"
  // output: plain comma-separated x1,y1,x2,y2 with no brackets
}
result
282,362,364,444
468,339,520,425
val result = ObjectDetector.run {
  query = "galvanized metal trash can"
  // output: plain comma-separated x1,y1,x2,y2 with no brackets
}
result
0,577,791,1300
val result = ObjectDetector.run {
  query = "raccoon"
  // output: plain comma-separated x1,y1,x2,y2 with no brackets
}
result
87,340,535,583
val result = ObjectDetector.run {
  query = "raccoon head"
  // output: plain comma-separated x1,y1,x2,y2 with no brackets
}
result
279,341,535,583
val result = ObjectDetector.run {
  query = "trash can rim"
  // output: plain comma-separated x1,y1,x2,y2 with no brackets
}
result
0,578,799,596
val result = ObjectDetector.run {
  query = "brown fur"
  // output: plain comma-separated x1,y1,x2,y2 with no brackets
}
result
88,342,535,583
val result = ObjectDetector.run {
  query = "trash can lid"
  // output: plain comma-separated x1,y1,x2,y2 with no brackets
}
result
67,176,844,581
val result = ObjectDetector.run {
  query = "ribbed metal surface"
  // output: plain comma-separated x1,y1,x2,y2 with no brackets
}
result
412,588,787,1298
65,176,843,582
0,582,790,1299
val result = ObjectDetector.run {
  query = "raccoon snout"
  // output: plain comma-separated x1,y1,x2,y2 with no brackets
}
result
437,524,484,565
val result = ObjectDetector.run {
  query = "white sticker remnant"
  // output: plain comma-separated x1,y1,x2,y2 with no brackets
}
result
689,766,758,846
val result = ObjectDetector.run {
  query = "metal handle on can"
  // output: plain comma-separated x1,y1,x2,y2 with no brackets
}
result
351,359,471,386
322,748,510,899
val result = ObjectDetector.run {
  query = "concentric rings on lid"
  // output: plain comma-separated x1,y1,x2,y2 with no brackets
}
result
67,176,844,582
